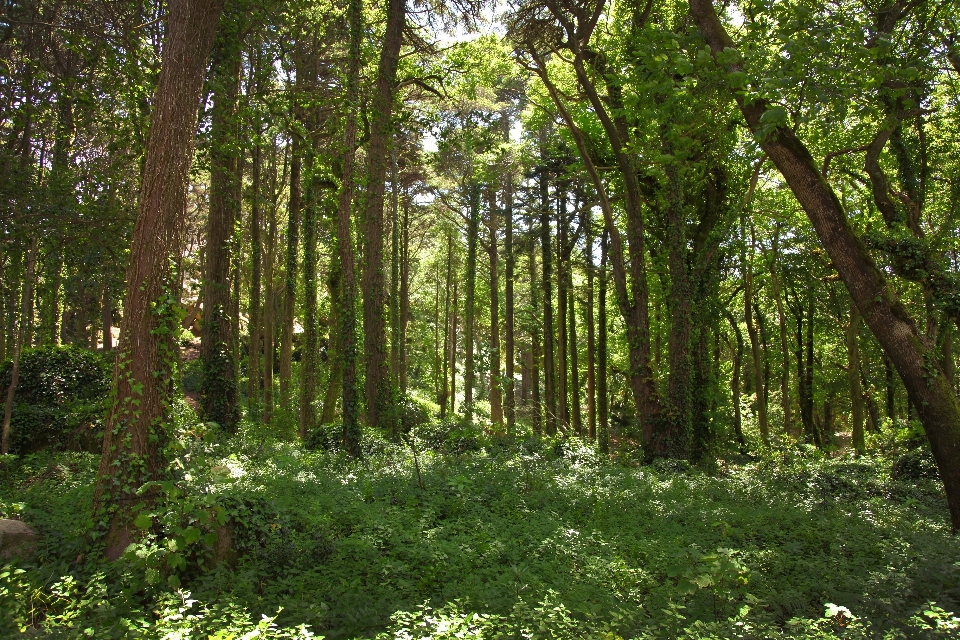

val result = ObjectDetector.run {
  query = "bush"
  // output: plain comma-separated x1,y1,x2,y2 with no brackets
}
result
892,447,940,481
0,345,110,454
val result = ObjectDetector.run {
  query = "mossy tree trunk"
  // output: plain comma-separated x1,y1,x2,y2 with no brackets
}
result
93,0,224,560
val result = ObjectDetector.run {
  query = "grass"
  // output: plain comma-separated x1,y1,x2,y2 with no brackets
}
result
1,424,958,638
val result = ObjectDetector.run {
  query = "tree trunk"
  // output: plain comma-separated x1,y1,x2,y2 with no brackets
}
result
263,159,277,424
726,310,746,448
569,262,582,437
769,229,792,435
390,144,401,390
527,213,542,433
400,193,410,394
597,229,609,454
744,239,768,441
848,299,864,453
450,276,458,416
362,0,404,431
93,0,223,560
2,238,37,455
488,188,503,428
464,183,480,420
248,142,263,415
336,0,362,453
691,0,960,531
279,135,300,400
539,167,557,434
585,211,596,441
504,161,516,434
440,234,452,417
101,283,112,351
299,174,319,440
557,195,568,432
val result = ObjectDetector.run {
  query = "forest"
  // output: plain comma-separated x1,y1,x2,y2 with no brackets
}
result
1,0,960,637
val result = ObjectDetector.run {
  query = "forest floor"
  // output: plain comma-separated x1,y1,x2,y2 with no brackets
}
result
1,417,959,639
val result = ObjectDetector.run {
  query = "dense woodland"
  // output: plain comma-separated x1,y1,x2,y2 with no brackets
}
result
1,0,960,637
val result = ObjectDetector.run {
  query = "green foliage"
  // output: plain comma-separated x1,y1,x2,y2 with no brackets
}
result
1,434,958,638
0,346,111,454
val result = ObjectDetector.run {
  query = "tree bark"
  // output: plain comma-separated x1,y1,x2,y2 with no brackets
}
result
585,211,597,441
440,234,452,417
248,141,263,414
279,134,300,400
336,0,362,453
362,0,404,431
299,174,319,440
769,229,792,435
744,228,768,441
2,237,37,455
93,0,224,560
488,187,503,428
598,229,609,454
503,156,517,434
464,184,480,420
539,166,557,434
848,299,865,453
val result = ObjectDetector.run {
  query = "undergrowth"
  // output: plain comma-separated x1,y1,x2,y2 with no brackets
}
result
1,419,958,638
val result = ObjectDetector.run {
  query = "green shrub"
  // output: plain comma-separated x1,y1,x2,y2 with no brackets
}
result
892,447,940,481
0,345,110,454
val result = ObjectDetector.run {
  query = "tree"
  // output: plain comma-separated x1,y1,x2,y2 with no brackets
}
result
93,0,225,560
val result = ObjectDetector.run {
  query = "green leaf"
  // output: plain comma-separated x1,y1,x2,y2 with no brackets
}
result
133,513,152,530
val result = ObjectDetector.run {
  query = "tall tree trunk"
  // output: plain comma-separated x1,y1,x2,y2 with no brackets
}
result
464,183,480,420
691,0,960,530
2,237,37,455
299,175,319,440
101,283,113,351
503,120,516,434
279,135,300,400
334,0,362,453
362,0,404,431
769,229,791,435
248,142,263,415
450,276,458,416
400,193,410,394
658,165,693,458
848,300,864,454
569,261,581,437
440,234,452,417
263,162,277,424
526,216,542,433
585,212,596,440
726,310,746,448
93,0,223,560
539,168,557,434
488,188,503,428
557,195,568,432
597,229,609,454
744,235,768,441
390,144,401,390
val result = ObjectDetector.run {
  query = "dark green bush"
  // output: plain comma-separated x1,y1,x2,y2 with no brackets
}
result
0,345,111,454
892,447,940,481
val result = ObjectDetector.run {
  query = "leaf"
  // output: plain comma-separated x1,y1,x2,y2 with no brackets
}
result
133,513,152,530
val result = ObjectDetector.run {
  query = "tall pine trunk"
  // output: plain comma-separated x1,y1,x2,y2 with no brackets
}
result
279,135,300,400
488,188,503,428
336,0,362,453
362,0,404,431
93,0,224,560
201,24,241,432
539,168,557,434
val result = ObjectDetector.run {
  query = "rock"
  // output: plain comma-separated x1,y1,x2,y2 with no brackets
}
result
0,519,39,560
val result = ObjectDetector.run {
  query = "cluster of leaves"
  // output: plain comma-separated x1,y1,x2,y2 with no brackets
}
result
0,346,111,454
